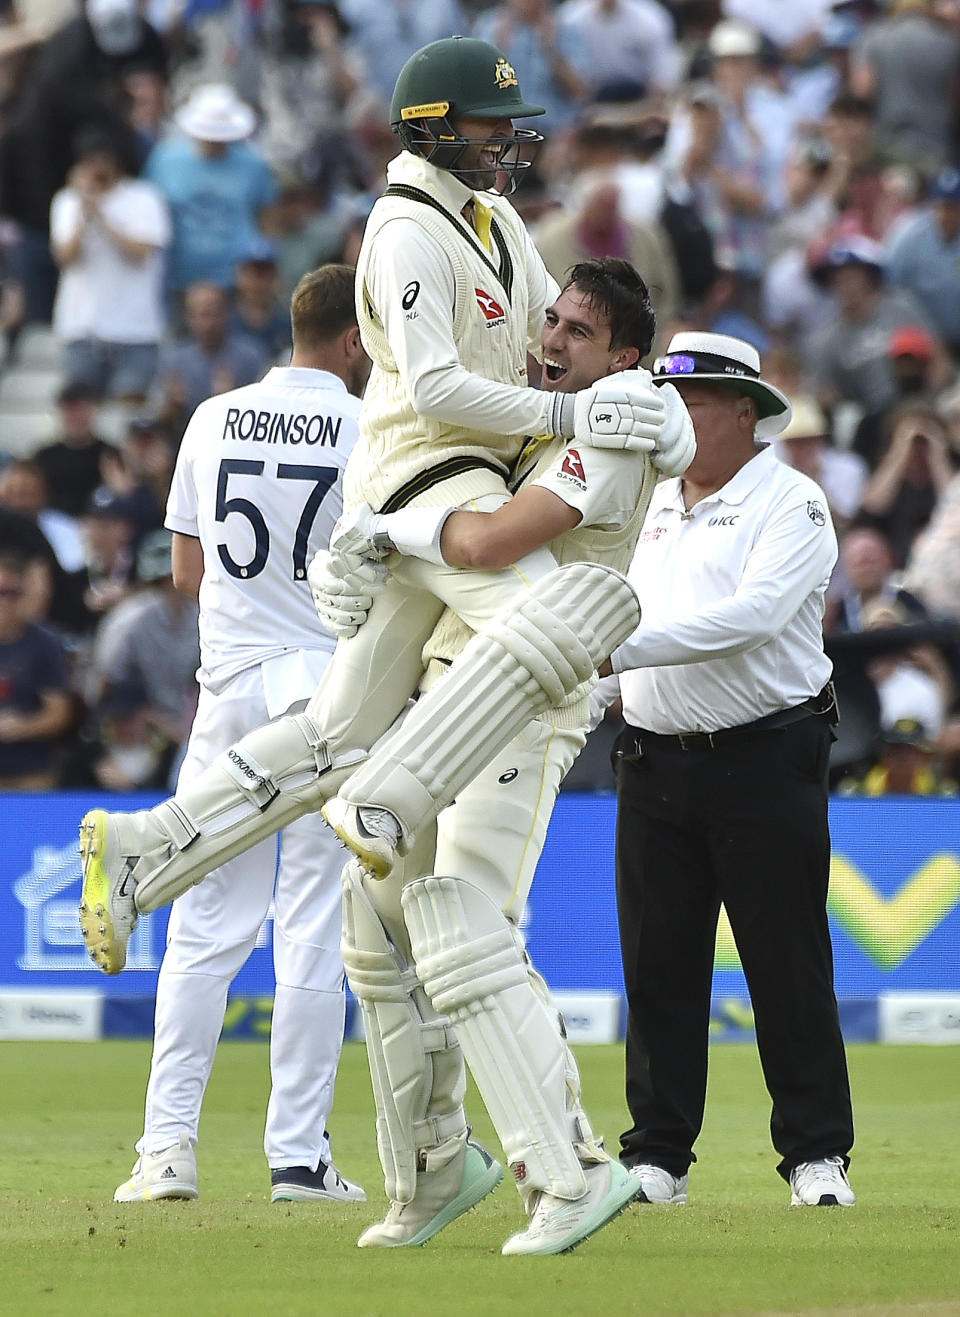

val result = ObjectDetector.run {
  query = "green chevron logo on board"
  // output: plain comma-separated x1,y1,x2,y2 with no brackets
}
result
714,852,960,971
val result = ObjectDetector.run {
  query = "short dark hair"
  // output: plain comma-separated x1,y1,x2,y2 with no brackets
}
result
563,258,656,359
290,264,358,349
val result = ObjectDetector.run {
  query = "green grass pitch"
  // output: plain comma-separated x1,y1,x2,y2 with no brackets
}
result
1,1040,958,1316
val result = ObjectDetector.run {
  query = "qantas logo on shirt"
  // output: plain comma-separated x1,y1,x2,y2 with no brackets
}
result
475,288,506,325
560,448,587,483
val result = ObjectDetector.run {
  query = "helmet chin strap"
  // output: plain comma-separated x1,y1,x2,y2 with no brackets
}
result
396,120,542,196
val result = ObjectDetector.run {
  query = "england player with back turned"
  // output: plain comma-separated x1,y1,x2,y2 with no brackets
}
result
111,265,368,1206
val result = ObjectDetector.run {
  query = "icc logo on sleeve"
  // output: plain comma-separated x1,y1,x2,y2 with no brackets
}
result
807,501,826,526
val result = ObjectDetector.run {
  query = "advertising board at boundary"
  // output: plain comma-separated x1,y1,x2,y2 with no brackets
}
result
1,794,958,1044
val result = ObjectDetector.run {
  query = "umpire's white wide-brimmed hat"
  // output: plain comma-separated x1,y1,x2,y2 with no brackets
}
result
652,332,793,437
175,83,256,143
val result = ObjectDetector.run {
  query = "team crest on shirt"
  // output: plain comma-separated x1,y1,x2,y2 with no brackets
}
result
558,447,587,489
807,500,826,526
475,288,506,326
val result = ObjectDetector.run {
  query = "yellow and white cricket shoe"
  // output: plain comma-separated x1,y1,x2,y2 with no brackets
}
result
115,1134,198,1202
501,1158,641,1256
322,797,400,880
358,1140,503,1248
78,809,139,975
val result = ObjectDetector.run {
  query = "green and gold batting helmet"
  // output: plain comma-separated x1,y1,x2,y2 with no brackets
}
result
390,36,545,193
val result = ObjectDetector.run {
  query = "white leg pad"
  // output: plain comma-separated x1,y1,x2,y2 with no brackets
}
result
403,875,588,1201
337,562,639,846
126,712,361,913
340,862,467,1203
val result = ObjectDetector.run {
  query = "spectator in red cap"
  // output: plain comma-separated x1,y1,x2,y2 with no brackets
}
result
852,323,953,467
886,167,960,355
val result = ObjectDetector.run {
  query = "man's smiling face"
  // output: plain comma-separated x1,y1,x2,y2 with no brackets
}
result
540,284,628,393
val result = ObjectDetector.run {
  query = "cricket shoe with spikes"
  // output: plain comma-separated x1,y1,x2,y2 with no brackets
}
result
78,809,139,975
358,1139,503,1248
322,797,401,879
501,1158,641,1256
114,1134,198,1202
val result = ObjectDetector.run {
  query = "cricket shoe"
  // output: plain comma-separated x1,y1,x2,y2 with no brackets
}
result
322,797,401,879
501,1158,641,1256
789,1157,855,1206
627,1163,688,1204
79,809,139,975
271,1161,367,1203
114,1134,198,1202
357,1139,503,1248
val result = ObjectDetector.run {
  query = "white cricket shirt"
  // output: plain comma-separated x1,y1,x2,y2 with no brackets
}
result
614,443,837,734
166,366,359,689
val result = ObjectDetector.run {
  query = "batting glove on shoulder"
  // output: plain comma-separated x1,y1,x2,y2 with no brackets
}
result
308,548,388,639
650,381,697,477
557,369,668,454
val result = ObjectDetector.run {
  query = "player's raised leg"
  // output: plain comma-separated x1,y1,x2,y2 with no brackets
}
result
78,572,445,974
324,560,639,876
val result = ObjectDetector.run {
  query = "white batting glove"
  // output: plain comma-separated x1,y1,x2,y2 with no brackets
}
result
308,548,388,638
570,370,667,454
329,503,393,561
650,381,697,477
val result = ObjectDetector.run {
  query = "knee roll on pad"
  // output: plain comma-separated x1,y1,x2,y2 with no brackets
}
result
339,561,639,848
341,863,466,1203
403,875,587,1200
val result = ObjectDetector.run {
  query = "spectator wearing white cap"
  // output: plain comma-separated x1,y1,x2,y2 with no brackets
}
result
144,84,278,294
886,167,960,354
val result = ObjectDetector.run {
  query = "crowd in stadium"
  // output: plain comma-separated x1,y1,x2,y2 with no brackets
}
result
1,0,960,795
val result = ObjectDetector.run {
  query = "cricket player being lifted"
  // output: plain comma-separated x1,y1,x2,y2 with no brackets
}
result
78,37,695,1253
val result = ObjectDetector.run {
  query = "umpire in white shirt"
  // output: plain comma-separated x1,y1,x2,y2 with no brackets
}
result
606,333,856,1208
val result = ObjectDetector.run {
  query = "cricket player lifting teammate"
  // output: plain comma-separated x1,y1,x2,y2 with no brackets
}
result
314,258,694,1254
78,36,694,1251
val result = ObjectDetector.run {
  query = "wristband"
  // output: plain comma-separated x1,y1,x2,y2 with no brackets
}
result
380,505,455,566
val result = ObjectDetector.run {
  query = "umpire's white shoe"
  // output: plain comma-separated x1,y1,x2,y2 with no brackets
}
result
322,797,400,879
627,1163,689,1204
114,1134,198,1202
358,1139,503,1248
79,809,139,975
789,1157,855,1206
271,1161,367,1203
501,1159,641,1256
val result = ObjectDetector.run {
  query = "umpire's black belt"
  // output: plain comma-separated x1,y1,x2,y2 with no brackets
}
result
624,683,837,753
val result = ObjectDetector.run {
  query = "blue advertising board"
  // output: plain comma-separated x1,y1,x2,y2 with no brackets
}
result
2,793,959,1038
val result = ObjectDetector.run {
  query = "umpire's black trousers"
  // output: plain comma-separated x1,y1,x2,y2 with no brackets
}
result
614,714,854,1181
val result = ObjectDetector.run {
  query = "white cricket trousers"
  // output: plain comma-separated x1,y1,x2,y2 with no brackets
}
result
138,657,348,1171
